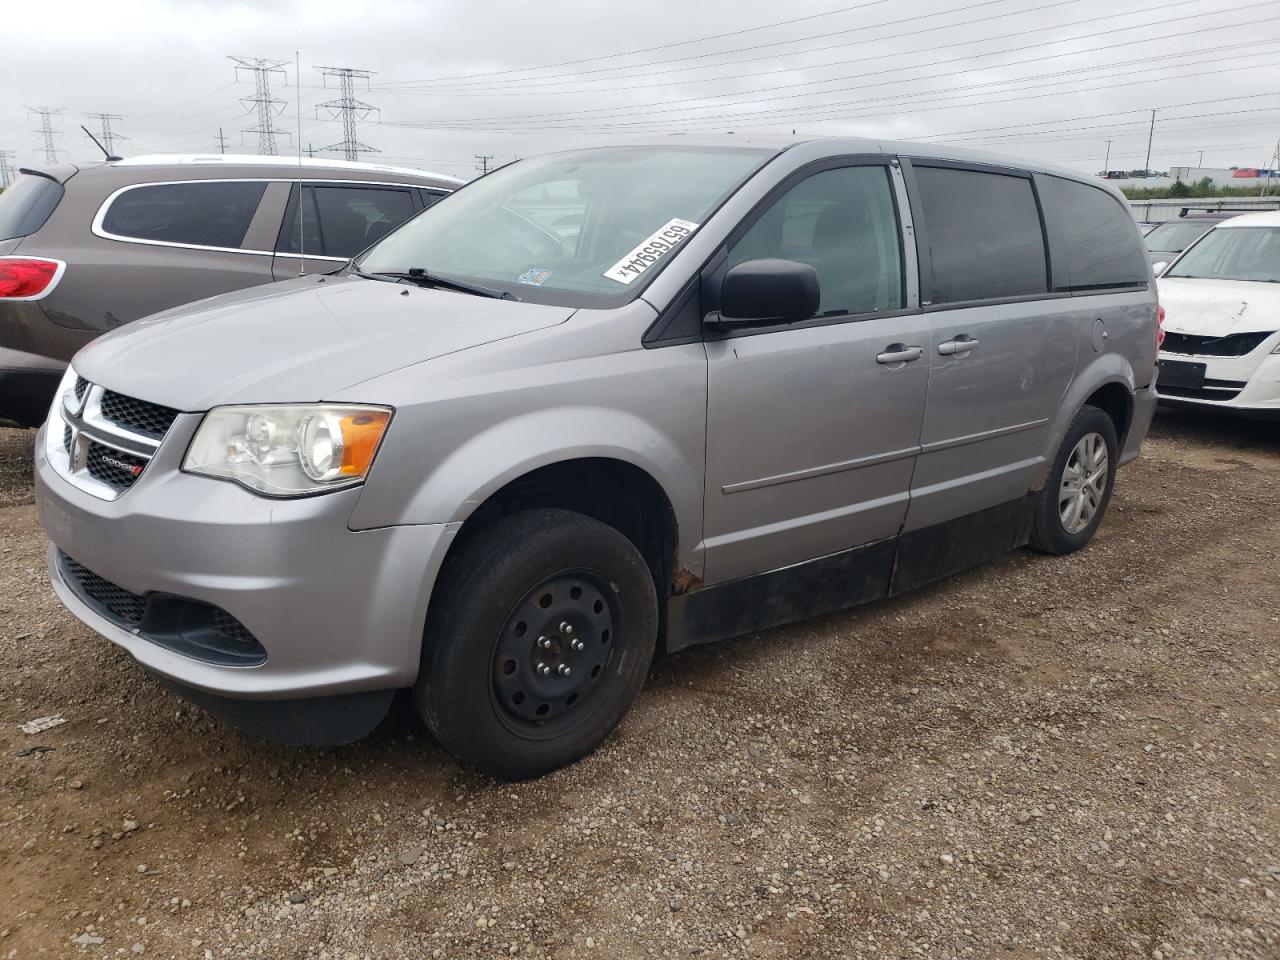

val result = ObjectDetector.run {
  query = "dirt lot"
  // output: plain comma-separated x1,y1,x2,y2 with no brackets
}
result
1,412,1278,960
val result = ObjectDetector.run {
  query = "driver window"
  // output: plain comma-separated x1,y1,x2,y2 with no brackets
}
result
728,165,903,318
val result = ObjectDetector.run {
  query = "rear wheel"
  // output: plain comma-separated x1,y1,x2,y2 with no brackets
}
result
1029,405,1118,555
414,508,658,780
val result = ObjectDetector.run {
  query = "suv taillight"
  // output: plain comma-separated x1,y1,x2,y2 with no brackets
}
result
1156,304,1166,351
0,257,64,300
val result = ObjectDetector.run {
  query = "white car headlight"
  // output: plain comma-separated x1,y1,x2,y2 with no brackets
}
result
184,404,392,497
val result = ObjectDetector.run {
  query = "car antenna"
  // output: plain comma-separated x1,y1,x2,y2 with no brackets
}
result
81,125,122,162
295,49,306,277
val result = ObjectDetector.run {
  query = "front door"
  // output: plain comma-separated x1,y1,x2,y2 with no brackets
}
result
701,160,928,585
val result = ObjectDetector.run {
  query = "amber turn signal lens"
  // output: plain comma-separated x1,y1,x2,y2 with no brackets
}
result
339,411,391,476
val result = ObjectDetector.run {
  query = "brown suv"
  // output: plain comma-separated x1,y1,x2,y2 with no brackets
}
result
0,154,461,426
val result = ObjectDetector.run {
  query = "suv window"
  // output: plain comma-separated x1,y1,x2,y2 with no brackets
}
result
728,165,904,318
0,174,65,241
913,165,1048,304
279,185,417,259
1041,176,1148,289
100,181,267,249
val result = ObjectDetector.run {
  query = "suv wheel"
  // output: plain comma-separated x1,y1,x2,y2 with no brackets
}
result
1029,405,1119,555
414,508,658,780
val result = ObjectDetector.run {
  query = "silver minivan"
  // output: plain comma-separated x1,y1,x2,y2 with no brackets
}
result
34,138,1160,779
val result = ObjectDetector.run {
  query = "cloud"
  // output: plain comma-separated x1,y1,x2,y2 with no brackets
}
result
4,0,1278,178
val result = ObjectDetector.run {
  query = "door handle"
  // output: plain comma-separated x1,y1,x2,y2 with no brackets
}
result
876,344,923,364
938,336,980,356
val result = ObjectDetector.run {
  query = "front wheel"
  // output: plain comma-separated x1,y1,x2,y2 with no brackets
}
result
1029,405,1119,555
414,508,658,780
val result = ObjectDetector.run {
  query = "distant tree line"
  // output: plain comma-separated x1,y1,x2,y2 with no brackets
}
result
1121,177,1272,200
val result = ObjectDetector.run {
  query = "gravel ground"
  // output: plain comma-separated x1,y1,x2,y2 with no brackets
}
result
1,411,1278,960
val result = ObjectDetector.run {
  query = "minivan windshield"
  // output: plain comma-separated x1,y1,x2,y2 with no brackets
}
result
0,173,64,241
355,145,776,307
1166,226,1280,283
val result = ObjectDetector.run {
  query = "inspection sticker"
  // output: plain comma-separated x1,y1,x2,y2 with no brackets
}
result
603,218,699,285
518,267,553,286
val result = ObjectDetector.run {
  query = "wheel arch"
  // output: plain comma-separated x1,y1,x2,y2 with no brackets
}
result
1033,355,1137,491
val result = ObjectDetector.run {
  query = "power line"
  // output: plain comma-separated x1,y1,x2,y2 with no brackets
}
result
85,113,127,156
380,54,1280,136
0,151,16,187
378,5,1261,100
375,0,899,87
230,55,291,156
384,24,1280,130
26,106,64,163
475,154,494,175
215,127,228,154
315,66,379,161
380,0,1045,90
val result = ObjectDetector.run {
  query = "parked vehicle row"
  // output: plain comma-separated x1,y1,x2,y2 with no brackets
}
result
1155,210,1280,418
0,154,461,427
30,137,1159,778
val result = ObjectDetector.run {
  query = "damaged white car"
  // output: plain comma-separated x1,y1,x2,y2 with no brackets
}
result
1156,211,1280,418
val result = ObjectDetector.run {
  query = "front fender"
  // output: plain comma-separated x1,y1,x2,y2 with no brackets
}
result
395,406,698,548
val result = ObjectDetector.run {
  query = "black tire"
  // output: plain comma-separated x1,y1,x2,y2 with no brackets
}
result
1029,404,1119,555
414,508,658,780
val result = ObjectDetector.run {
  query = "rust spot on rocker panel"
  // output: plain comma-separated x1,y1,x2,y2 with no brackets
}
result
672,565,704,596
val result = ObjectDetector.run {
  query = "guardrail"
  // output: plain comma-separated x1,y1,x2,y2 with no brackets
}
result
1129,196,1280,222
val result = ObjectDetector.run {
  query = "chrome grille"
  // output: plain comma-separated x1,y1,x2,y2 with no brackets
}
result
100,391,180,438
48,377,179,501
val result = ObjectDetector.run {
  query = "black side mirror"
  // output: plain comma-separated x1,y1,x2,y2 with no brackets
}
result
712,258,820,327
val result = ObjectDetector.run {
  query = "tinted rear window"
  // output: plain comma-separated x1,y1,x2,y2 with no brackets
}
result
913,165,1048,304
101,181,267,248
1041,176,1148,289
278,184,418,258
0,174,64,241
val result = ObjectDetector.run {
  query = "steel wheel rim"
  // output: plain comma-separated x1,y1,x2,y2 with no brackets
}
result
1059,431,1108,535
490,570,618,739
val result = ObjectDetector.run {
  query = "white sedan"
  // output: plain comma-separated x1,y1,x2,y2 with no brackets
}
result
1155,210,1280,418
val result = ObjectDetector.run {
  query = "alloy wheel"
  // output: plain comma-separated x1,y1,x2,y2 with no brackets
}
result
1059,431,1109,535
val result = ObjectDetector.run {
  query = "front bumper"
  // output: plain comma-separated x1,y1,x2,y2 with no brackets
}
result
35,416,456,703
1157,348,1280,418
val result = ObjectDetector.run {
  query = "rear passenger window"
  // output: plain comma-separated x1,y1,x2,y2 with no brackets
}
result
728,165,904,318
1041,176,1148,289
100,181,266,249
912,166,1048,304
278,185,417,259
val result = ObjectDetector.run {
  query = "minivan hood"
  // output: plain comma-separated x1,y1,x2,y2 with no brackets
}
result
1157,277,1280,337
74,274,574,410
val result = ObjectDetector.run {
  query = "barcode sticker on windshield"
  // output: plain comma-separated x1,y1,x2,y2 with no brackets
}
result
603,218,699,285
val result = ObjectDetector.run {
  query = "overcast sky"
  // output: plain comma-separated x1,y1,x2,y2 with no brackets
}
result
4,0,1278,180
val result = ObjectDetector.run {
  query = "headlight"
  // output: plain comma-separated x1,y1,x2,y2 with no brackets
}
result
184,404,392,497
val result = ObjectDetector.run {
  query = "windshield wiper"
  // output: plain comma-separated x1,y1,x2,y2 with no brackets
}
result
355,267,518,301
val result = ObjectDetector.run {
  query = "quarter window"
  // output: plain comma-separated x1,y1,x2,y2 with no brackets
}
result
1041,176,1148,289
728,165,904,318
100,181,267,249
912,166,1048,304
278,185,417,259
